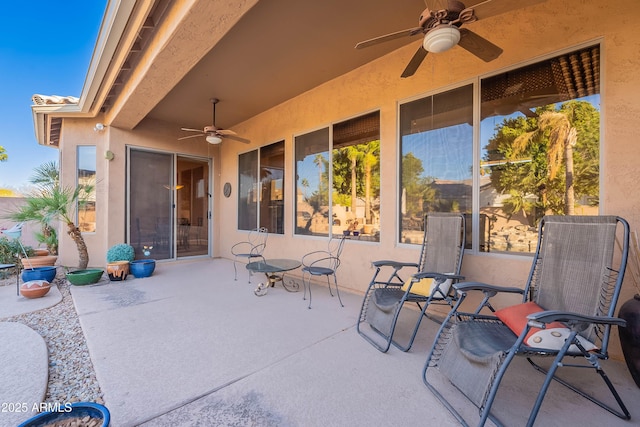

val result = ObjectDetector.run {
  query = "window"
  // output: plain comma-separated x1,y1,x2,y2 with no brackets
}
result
295,111,380,240
399,86,473,244
77,146,96,232
238,141,284,233
399,44,600,254
479,45,600,253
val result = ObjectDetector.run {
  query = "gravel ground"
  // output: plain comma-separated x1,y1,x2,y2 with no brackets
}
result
1,271,104,405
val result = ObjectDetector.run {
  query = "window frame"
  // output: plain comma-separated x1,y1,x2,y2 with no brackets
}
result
237,140,285,234
76,145,97,233
293,110,381,241
397,41,602,256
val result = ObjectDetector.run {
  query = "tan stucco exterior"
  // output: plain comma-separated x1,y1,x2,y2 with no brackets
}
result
35,0,640,359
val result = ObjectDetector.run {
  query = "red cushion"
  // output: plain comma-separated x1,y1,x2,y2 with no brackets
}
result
494,301,565,342
495,301,598,351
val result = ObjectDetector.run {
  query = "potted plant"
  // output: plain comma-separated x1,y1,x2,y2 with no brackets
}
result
106,243,134,281
130,245,156,278
18,401,110,427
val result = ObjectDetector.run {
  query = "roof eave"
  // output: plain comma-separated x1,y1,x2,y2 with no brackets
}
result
31,0,141,144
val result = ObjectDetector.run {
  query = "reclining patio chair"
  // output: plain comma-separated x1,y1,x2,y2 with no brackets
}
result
301,235,346,309
231,227,268,282
357,213,465,353
423,215,631,427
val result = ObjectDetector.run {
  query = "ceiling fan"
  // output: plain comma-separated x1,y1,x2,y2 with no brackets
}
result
355,0,546,78
179,98,249,144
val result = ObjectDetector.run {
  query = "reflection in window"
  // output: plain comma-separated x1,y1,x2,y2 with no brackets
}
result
295,128,330,236
77,146,96,232
238,141,284,233
295,112,381,241
399,86,473,245
480,45,600,253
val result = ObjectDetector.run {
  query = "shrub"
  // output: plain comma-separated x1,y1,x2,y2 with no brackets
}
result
0,237,34,265
106,243,135,263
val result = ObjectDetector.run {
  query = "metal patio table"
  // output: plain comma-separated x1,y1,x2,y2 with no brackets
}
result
246,258,301,296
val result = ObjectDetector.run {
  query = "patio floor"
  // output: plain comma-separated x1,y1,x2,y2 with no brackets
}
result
65,258,640,426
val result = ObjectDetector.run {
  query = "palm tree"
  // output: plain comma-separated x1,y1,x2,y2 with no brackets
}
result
361,140,380,224
27,161,60,254
512,109,577,215
341,146,363,213
8,163,93,268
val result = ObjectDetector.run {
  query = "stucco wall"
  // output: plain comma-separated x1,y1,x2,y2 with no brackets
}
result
54,0,640,359
217,0,640,290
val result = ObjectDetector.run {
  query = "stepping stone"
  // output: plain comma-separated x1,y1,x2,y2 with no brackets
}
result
0,322,48,426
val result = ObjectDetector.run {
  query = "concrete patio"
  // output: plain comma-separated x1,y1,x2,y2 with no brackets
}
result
4,257,640,426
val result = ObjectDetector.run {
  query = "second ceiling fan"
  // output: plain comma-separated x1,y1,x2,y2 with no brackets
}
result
355,0,546,78
179,98,249,144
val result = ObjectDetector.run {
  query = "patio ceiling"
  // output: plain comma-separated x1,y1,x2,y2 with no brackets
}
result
139,0,427,131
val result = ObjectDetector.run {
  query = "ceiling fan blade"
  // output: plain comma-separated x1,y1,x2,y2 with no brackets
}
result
178,134,204,141
216,129,237,136
223,134,250,144
457,28,503,62
401,46,429,78
465,0,547,21
355,27,423,49
181,128,204,133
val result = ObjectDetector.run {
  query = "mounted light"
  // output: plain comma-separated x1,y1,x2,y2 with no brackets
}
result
423,25,460,53
206,134,222,144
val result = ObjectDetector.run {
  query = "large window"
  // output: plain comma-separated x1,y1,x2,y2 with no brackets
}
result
77,146,96,232
399,86,473,245
295,111,380,241
238,141,284,233
399,45,601,254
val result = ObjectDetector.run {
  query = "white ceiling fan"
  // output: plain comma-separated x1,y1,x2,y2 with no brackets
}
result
355,0,547,78
179,98,249,144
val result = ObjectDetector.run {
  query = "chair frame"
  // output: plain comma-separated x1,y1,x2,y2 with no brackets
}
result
302,235,346,309
423,215,631,427
231,227,268,282
357,213,465,353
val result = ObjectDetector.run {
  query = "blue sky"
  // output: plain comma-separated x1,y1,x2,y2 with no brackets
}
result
0,2,106,192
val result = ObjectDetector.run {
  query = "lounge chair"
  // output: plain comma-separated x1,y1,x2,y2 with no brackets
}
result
423,215,630,426
357,213,465,352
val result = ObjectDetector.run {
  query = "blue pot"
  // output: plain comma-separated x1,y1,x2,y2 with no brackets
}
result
18,402,110,427
130,259,156,278
22,266,56,283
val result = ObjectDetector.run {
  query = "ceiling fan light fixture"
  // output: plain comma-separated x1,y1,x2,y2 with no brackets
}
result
423,25,460,53
206,134,223,144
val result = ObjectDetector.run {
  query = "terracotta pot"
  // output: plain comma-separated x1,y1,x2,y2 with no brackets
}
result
619,294,640,388
21,255,58,269
33,249,50,256
107,261,129,281
20,280,51,299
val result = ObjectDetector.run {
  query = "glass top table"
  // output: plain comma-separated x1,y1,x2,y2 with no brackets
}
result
246,258,301,296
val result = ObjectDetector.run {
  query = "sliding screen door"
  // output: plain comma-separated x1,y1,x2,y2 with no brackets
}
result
129,149,174,260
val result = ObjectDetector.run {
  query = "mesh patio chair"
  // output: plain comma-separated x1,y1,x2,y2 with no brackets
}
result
302,235,346,309
231,227,268,282
357,213,465,353
423,215,631,427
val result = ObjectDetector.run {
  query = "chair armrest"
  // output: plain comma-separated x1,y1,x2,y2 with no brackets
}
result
453,281,524,295
414,272,464,281
302,250,331,267
231,241,251,255
371,260,419,269
527,311,627,328
250,243,266,256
